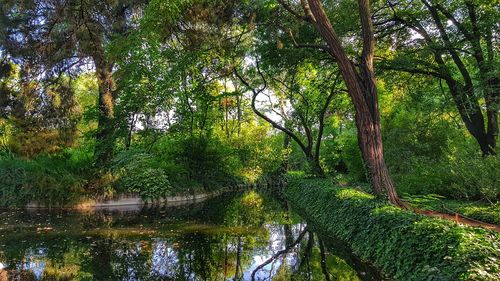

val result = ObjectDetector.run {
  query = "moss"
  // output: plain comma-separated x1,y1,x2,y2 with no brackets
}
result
285,176,500,281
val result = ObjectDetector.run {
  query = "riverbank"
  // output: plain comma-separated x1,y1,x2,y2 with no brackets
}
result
24,188,230,211
285,177,500,281
24,184,252,211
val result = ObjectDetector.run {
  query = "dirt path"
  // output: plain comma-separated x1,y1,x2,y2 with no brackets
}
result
414,209,500,232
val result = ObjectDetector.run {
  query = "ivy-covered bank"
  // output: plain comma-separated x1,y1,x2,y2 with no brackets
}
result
285,177,500,281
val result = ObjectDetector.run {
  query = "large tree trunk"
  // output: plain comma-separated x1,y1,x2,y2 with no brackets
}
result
306,151,325,177
307,0,404,206
356,114,400,204
467,1,497,154
444,78,495,155
93,56,116,166
478,66,498,155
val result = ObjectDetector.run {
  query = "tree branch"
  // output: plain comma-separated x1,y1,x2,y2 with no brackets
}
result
234,65,309,154
288,29,329,53
277,0,312,23
315,72,341,160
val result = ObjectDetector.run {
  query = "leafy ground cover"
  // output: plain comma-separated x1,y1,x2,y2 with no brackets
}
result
286,176,500,281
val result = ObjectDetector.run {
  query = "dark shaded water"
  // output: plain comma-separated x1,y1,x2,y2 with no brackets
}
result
0,191,383,281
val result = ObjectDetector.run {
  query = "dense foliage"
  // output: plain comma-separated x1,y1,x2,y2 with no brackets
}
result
0,149,91,207
0,0,498,279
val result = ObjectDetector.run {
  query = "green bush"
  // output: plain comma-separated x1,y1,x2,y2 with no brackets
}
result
338,130,366,182
0,150,90,207
111,149,172,199
447,154,499,201
394,153,499,202
153,135,242,189
176,136,241,189
377,83,499,202
286,176,500,280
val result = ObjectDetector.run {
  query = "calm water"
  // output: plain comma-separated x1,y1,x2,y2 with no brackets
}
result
0,191,383,281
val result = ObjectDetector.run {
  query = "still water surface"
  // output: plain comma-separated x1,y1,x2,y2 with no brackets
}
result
0,191,382,280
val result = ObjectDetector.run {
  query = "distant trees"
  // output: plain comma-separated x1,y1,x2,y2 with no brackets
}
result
235,59,342,177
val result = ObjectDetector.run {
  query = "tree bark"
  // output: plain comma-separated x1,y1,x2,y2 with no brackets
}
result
93,55,116,166
484,77,499,153
466,2,497,153
306,0,404,206
305,149,325,177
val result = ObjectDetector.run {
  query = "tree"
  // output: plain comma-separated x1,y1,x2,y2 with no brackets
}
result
0,0,146,165
376,0,499,155
235,60,342,177
276,0,403,205
0,59,81,156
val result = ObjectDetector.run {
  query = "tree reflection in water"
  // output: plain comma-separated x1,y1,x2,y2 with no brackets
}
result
0,191,383,280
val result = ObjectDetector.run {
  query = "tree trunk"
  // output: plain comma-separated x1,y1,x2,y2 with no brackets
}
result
125,113,136,150
236,89,242,136
93,56,116,166
485,78,498,153
467,1,497,154
356,115,400,205
302,141,325,177
308,152,325,177
445,79,495,155
280,133,291,174
307,0,404,206
478,59,498,155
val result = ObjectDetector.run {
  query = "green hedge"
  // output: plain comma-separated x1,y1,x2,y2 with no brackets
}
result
286,177,500,280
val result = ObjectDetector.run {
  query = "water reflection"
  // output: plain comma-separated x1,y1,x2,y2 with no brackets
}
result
0,191,382,280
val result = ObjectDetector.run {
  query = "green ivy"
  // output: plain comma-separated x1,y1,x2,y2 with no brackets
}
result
285,176,500,280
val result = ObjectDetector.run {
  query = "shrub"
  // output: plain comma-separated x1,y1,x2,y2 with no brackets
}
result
338,130,366,182
175,136,241,189
153,135,241,189
111,149,171,200
394,153,499,202
447,154,499,201
0,150,89,207
286,176,500,280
